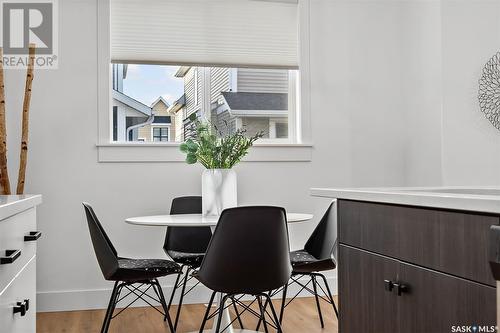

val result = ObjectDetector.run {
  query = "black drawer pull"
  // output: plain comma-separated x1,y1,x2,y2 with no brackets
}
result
24,299,30,312
0,249,21,264
394,282,409,296
24,231,42,241
384,279,394,292
13,301,26,316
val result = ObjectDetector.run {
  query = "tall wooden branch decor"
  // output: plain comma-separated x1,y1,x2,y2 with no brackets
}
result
16,44,35,195
0,48,11,195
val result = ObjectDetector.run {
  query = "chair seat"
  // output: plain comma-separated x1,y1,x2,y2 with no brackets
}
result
290,250,336,273
167,250,205,267
111,258,181,281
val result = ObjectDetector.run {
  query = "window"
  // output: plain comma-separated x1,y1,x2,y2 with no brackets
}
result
152,127,169,142
110,64,298,143
97,0,312,162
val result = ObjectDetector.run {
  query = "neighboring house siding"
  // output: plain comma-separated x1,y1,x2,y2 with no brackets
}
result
184,68,199,119
237,68,288,93
137,123,150,141
241,117,270,138
175,112,184,141
214,110,236,136
210,67,230,105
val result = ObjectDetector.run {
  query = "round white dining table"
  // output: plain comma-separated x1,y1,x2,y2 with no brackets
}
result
125,212,313,228
125,212,313,333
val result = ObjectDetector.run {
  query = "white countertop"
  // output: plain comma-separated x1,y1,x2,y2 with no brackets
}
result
311,186,500,214
0,195,42,220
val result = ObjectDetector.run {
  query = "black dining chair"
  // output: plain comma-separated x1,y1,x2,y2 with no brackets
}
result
83,203,180,333
278,201,339,327
195,206,292,333
162,196,218,329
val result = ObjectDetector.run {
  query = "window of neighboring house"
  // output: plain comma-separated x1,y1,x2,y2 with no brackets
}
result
152,126,169,142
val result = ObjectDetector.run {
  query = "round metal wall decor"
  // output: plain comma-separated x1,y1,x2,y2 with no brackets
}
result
479,52,500,130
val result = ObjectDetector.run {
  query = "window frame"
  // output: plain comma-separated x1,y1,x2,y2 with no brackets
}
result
151,125,170,142
96,0,312,163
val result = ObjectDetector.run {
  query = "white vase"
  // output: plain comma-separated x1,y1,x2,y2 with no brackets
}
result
202,169,237,216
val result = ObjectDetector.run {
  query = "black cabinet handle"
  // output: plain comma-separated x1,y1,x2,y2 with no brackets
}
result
13,301,26,316
384,279,394,292
394,282,409,296
24,299,30,312
0,249,21,264
24,231,42,241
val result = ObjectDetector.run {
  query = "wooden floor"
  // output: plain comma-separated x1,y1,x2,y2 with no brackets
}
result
37,297,338,333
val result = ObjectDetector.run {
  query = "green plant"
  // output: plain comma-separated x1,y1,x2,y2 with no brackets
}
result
179,114,263,169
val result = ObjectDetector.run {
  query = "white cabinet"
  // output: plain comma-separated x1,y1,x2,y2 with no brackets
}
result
0,196,41,333
0,257,36,333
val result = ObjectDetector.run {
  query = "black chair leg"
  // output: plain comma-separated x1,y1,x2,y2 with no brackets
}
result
317,273,339,318
263,293,284,333
168,268,183,310
153,280,175,333
312,275,325,328
230,296,244,329
214,294,229,333
199,291,216,333
174,267,190,330
279,282,288,324
101,281,120,333
255,295,270,331
257,296,269,333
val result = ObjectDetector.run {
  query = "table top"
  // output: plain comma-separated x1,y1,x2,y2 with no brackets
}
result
125,213,313,227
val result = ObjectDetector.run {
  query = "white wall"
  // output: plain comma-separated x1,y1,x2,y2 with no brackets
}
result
2,0,443,312
441,0,500,185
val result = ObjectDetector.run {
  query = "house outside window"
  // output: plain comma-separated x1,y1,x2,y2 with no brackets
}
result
110,64,297,143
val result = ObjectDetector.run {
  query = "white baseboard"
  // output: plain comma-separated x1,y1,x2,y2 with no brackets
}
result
37,276,337,313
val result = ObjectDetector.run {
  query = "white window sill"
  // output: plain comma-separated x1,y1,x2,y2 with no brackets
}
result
96,142,313,163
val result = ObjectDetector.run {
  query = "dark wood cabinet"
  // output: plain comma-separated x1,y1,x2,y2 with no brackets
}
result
339,246,399,333
338,200,498,333
399,260,495,332
338,200,497,286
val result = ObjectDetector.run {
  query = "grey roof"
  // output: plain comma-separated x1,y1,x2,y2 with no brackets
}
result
221,92,287,111
112,90,152,116
167,94,186,114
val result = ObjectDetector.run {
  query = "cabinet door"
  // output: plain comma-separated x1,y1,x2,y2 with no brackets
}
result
0,257,36,333
399,262,496,333
339,245,399,333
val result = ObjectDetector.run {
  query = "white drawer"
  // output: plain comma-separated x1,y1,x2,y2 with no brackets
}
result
0,256,36,333
0,208,39,292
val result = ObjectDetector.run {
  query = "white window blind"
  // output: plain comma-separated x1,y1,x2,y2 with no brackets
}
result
110,0,299,69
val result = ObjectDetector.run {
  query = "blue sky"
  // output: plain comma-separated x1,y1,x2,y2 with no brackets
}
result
122,64,184,107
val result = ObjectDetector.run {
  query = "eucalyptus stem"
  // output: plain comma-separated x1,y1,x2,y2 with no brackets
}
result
179,114,264,169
